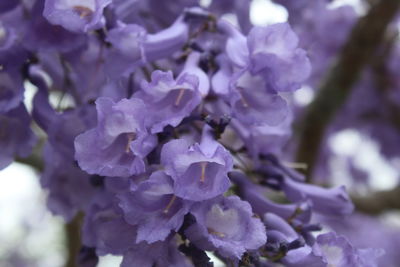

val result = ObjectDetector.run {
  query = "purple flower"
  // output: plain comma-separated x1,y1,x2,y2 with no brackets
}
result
219,20,311,92
75,97,157,177
229,171,312,223
24,0,87,52
106,23,146,60
231,112,292,157
121,237,193,267
0,71,24,114
104,22,146,78
246,23,311,92
312,232,384,267
118,171,191,243
82,202,138,256
0,104,36,170
136,69,202,134
142,15,189,62
41,143,97,221
185,196,266,259
161,128,233,201
0,22,17,52
263,212,299,244
282,176,354,216
229,70,288,126
43,0,112,33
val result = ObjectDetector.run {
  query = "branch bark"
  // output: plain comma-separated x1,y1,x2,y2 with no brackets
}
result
352,187,400,215
295,0,400,181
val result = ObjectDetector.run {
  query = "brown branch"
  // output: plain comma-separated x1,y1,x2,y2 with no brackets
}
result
296,0,400,181
65,213,84,267
352,187,400,215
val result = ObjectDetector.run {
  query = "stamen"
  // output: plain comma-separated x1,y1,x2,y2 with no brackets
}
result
73,6,93,18
174,88,185,107
200,162,207,183
125,133,136,153
282,161,308,170
207,227,226,238
163,195,177,214
240,96,249,108
237,88,249,108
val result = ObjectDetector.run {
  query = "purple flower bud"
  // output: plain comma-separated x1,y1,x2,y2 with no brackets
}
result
185,196,266,259
282,177,354,216
263,213,299,243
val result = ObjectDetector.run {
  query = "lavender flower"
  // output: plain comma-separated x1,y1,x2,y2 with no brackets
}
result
75,97,157,177
282,176,354,216
118,171,191,243
185,195,266,259
43,0,112,33
135,69,202,134
161,128,233,201
0,104,36,169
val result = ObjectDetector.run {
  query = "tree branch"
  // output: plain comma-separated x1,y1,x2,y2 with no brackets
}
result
352,187,400,215
295,0,400,181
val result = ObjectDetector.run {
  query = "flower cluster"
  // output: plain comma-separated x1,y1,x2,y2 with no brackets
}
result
0,0,386,266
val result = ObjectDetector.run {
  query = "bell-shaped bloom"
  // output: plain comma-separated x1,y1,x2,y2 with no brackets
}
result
218,20,311,93
185,196,266,259
282,177,354,216
0,104,37,170
104,22,146,78
82,201,138,256
41,143,98,221
284,232,384,267
25,0,87,52
118,171,191,243
75,97,157,177
315,232,384,267
43,0,112,33
231,112,292,157
136,69,202,134
230,70,288,126
161,128,233,201
247,23,311,92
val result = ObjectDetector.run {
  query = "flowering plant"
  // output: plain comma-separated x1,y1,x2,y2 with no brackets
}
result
2,0,399,266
